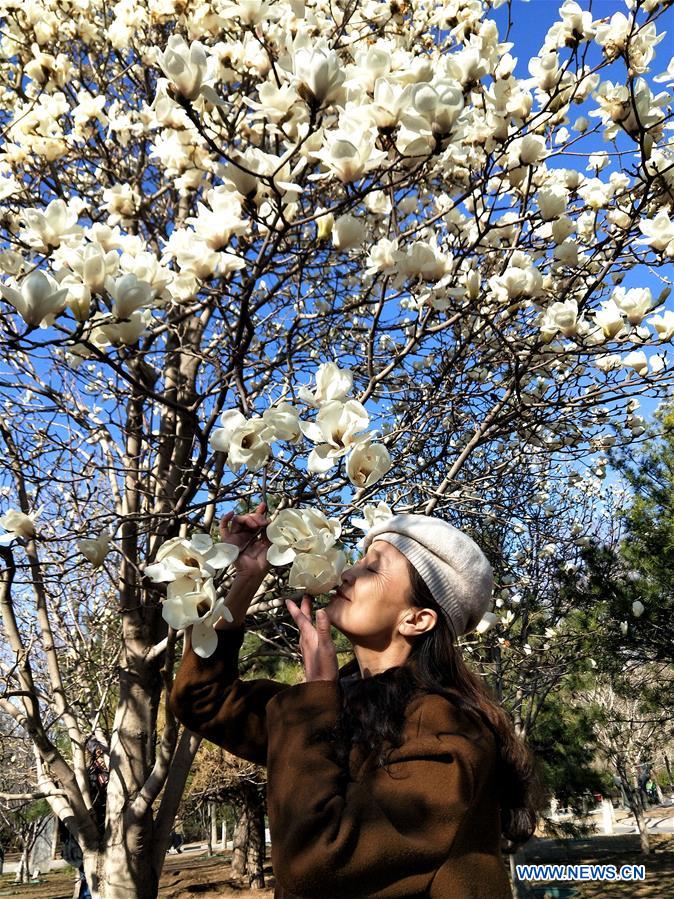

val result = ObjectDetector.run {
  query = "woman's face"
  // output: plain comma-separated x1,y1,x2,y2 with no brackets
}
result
325,539,422,648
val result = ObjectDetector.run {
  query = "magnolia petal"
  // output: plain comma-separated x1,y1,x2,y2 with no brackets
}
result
144,561,175,582
202,541,240,572
298,418,325,444
189,533,213,553
191,618,220,658
267,544,296,566
210,427,232,452
161,595,197,629
307,444,338,473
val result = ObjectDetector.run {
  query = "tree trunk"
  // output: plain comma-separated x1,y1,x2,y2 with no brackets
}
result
209,801,217,856
245,789,266,890
231,805,249,878
230,784,266,886
620,773,651,855
15,843,30,884
664,755,673,793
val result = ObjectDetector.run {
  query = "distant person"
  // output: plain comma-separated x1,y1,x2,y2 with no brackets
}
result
646,778,659,804
168,830,184,854
638,765,651,810
85,737,109,832
612,774,629,810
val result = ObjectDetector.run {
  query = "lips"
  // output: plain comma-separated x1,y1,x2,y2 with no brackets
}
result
334,587,351,602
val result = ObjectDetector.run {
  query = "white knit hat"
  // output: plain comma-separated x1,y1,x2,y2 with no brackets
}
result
362,513,493,637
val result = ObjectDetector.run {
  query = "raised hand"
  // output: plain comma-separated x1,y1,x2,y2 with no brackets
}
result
219,501,272,581
285,593,339,683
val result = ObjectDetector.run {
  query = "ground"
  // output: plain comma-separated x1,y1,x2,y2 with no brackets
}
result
0,835,671,897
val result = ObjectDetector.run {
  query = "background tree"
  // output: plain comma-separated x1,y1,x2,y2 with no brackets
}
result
578,666,674,855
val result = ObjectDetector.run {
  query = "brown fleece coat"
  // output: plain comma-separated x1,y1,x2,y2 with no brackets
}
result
168,626,513,899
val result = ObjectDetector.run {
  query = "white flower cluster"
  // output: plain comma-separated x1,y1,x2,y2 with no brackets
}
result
0,198,178,356
264,499,395,596
266,507,345,595
209,361,392,488
143,532,240,658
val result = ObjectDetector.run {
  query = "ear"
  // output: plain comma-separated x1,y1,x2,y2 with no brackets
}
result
398,607,437,637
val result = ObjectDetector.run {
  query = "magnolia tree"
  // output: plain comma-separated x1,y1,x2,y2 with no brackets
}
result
1,0,674,895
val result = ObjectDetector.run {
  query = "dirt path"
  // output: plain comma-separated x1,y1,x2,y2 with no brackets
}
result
0,836,671,897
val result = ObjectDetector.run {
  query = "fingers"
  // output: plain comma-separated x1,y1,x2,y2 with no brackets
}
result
231,503,270,532
315,607,332,638
219,511,234,538
285,595,313,628
300,592,312,618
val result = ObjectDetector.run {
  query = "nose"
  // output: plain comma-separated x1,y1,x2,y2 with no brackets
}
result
341,566,356,586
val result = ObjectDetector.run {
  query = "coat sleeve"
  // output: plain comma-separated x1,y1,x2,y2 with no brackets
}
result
168,625,291,766
265,681,489,898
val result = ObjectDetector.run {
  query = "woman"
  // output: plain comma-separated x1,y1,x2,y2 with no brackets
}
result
169,503,537,898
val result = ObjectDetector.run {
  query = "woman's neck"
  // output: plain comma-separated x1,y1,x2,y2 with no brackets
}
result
352,641,412,678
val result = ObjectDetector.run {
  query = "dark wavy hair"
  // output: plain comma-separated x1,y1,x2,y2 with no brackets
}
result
333,560,538,850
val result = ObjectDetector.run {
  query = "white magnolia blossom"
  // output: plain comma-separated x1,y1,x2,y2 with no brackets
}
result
650,310,674,341
0,507,44,543
99,308,153,345
370,78,415,129
352,501,393,534
162,576,233,658
537,184,569,221
365,237,399,276
410,79,464,134
293,45,345,105
622,349,648,376
594,12,663,70
638,210,674,256
105,273,153,319
0,270,69,328
185,188,248,250
158,35,209,101
539,299,579,340
299,399,370,472
260,402,302,444
395,237,452,283
346,438,392,488
594,300,627,339
298,362,353,407
332,214,366,251
489,252,543,303
476,611,498,635
266,506,341,566
287,547,347,595
19,199,83,250
611,287,653,325
58,242,119,294
76,530,113,568
312,126,387,183
210,409,273,472
144,533,239,583
594,353,622,372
